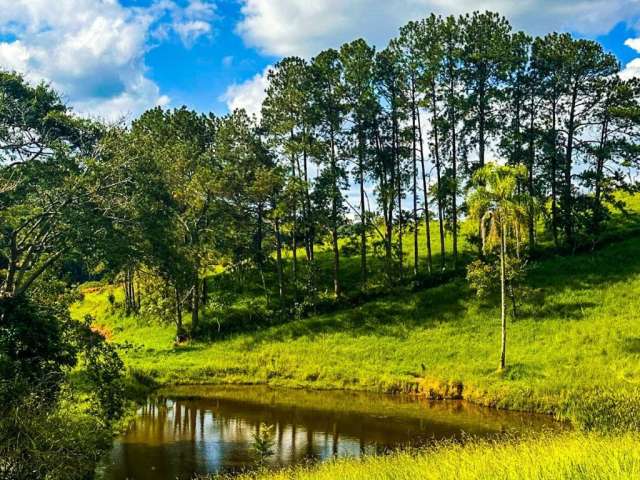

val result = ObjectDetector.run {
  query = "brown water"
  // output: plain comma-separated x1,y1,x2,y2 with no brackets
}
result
96,385,562,480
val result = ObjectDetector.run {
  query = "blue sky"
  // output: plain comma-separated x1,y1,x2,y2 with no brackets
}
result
1,0,640,120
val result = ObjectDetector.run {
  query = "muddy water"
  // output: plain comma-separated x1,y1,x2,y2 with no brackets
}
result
97,385,563,480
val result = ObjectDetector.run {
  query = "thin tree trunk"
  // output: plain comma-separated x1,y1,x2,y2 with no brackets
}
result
447,50,458,268
330,130,340,298
417,99,432,274
550,97,559,247
594,115,609,233
175,286,183,335
391,86,403,279
527,90,536,256
275,216,284,303
564,86,578,246
430,81,446,270
135,270,141,310
191,276,199,333
290,133,298,293
358,126,367,290
411,79,419,277
302,127,314,262
500,222,507,371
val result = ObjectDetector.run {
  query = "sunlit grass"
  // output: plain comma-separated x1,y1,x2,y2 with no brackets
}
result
225,433,640,480
72,230,640,428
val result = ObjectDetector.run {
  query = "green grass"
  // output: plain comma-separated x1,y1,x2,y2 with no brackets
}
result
72,230,640,428
73,196,640,479
221,433,640,480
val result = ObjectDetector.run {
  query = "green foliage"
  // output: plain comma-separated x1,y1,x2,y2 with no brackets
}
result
0,393,112,480
0,297,123,479
74,230,640,432
78,315,125,420
252,423,276,461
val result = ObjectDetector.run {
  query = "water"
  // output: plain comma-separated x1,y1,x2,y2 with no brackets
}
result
97,385,562,480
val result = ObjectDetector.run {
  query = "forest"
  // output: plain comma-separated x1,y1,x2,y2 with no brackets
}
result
2,9,640,480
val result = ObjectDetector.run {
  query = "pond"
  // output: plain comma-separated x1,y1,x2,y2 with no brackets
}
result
96,385,563,480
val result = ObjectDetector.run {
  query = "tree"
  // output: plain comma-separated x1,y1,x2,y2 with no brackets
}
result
340,38,377,288
460,11,513,172
398,21,433,275
439,15,464,268
310,49,347,297
262,58,315,289
468,163,530,370
581,77,640,236
128,107,220,335
0,72,112,300
376,45,409,279
411,14,448,270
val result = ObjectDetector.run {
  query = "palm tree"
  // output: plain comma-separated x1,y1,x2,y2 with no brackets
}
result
468,163,530,371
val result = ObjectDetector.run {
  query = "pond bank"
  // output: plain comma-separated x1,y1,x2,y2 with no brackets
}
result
99,385,565,480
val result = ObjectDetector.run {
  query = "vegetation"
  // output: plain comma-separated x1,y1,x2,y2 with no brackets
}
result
72,224,640,432
0,72,126,478
3,7,640,480
219,433,640,480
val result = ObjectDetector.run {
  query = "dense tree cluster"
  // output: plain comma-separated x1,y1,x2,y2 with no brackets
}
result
99,12,640,332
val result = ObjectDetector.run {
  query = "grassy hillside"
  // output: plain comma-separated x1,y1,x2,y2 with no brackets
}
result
72,229,640,429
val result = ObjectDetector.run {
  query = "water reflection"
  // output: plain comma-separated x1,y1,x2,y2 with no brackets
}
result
97,386,562,480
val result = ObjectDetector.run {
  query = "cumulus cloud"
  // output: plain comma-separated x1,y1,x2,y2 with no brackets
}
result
171,0,217,46
237,0,640,57
220,66,271,118
0,0,215,120
621,37,640,80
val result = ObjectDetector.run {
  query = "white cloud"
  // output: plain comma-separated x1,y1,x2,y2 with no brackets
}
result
621,37,640,79
171,0,216,46
220,66,271,118
237,0,640,57
0,0,215,120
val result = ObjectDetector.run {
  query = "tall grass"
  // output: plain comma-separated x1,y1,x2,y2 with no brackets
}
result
223,433,640,480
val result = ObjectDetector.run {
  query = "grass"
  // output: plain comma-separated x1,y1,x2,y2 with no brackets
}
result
220,433,640,480
72,195,640,478
72,230,640,429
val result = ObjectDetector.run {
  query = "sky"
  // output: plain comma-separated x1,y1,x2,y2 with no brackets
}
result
1,0,640,122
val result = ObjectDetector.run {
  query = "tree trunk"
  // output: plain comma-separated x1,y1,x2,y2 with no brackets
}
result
135,270,141,311
330,130,340,298
550,98,559,248
527,91,536,256
275,216,284,303
500,222,507,371
302,127,314,262
563,86,578,246
417,99,432,274
377,127,393,279
202,278,208,306
448,58,458,268
430,82,446,270
392,88,403,279
411,79,419,277
594,115,609,233
191,276,199,334
175,286,183,335
358,125,367,290
290,135,298,294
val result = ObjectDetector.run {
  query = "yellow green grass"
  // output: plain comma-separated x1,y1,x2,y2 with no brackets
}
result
74,195,640,478
72,230,640,428
225,433,640,480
